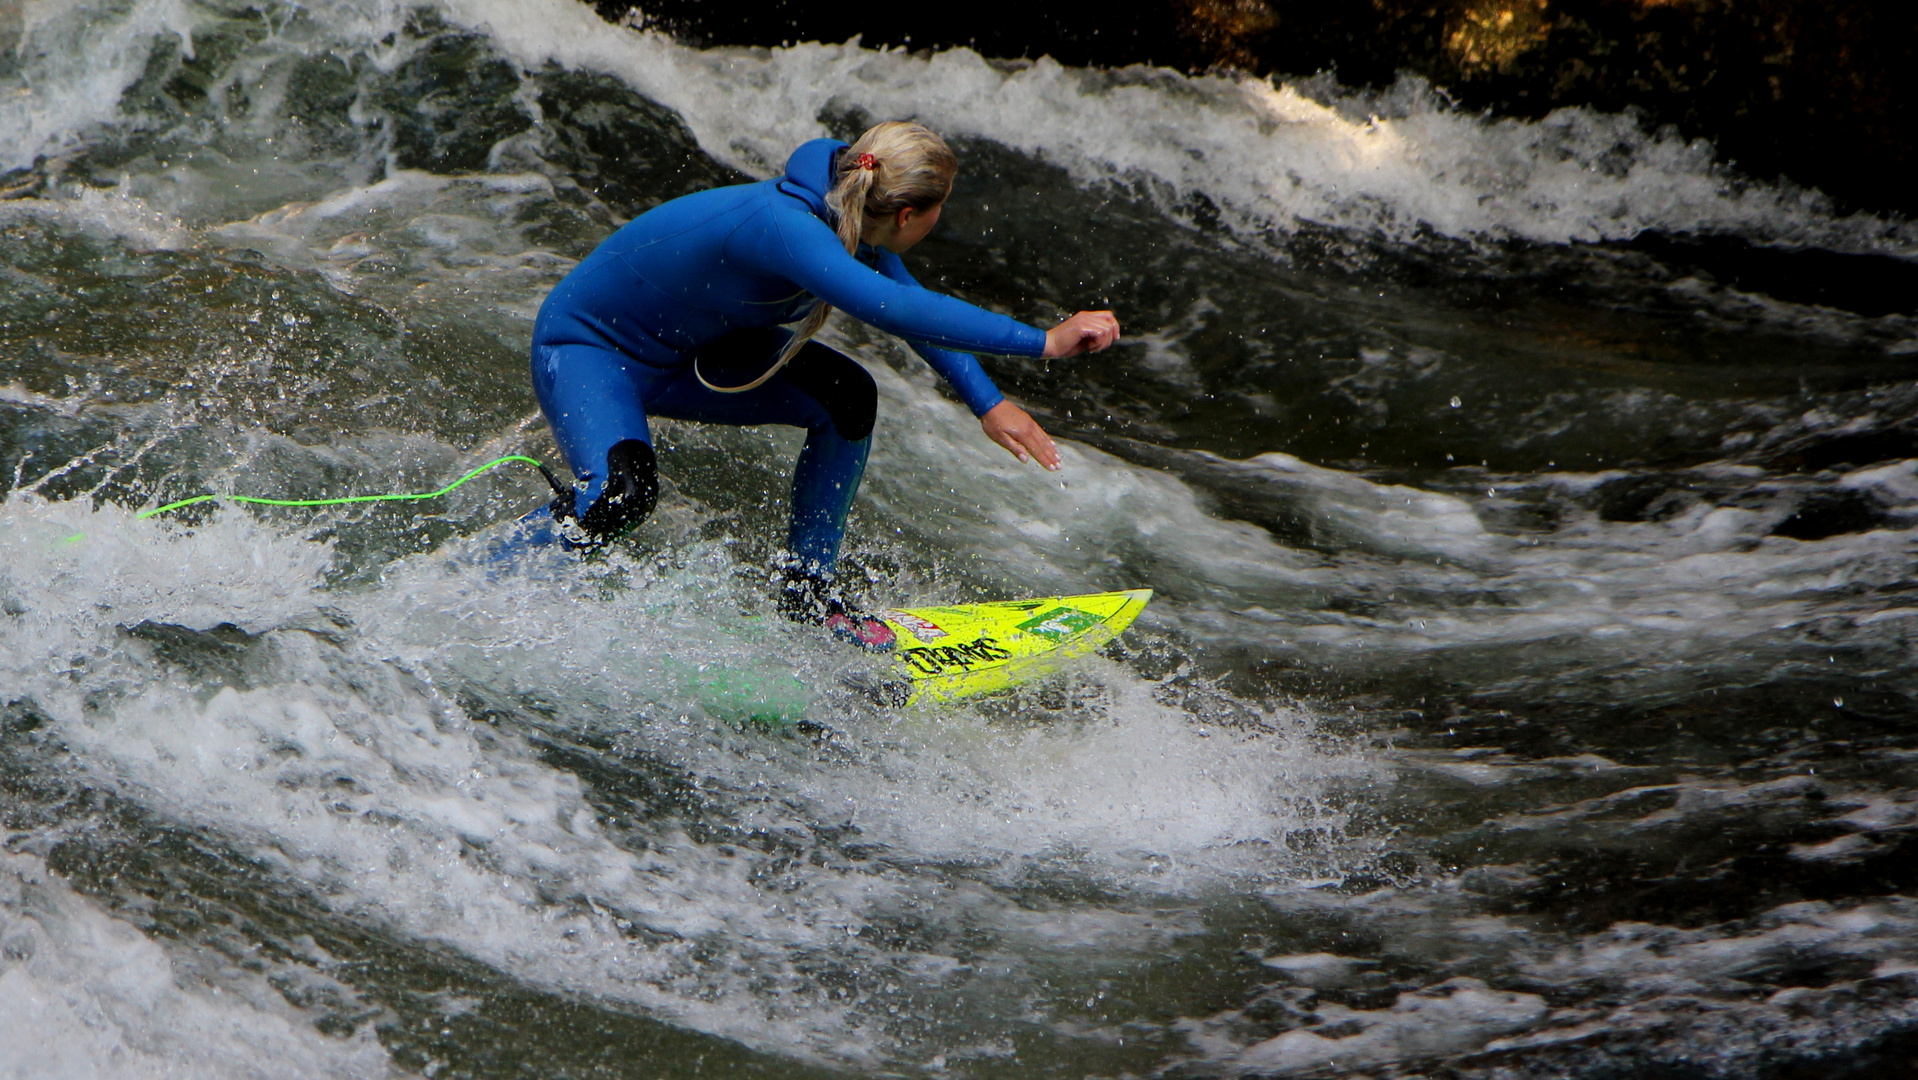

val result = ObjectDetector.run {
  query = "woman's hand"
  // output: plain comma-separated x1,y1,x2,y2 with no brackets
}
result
981,401,1061,471
985,310,1113,470
1042,310,1121,359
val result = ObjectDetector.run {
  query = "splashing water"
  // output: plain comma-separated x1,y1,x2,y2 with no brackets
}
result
1,1,1915,1077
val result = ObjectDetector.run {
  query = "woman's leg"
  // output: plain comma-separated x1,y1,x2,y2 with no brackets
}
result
776,341,878,571
648,334,876,573
530,343,663,542
534,333,889,645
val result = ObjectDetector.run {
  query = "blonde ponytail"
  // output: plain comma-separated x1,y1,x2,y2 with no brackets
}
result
768,121,958,376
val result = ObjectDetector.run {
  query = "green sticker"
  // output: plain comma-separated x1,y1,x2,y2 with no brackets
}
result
1015,606,1102,641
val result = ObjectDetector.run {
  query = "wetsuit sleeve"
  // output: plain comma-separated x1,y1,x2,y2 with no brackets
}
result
749,206,1048,363
871,250,1006,416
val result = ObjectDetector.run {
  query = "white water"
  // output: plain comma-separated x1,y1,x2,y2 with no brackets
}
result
2,0,1915,1075
0,852,396,1079
0,492,1366,1065
8,0,1914,255
430,0,1918,255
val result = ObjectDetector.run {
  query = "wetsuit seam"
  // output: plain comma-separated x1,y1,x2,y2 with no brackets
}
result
723,206,813,316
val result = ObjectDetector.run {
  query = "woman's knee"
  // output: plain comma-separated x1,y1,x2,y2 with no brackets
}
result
782,342,877,442
552,438,659,548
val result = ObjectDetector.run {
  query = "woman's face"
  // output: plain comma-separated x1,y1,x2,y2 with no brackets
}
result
871,201,943,254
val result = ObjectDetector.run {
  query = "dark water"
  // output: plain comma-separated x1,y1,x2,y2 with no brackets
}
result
1,2,1916,1077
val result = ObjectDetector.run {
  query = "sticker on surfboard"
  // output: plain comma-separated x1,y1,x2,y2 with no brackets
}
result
875,588,1152,704
878,609,948,641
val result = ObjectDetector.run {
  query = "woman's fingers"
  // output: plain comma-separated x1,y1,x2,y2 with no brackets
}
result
990,424,1028,463
1004,428,1059,470
1044,310,1122,358
1079,310,1120,351
980,401,1061,471
1016,417,1061,470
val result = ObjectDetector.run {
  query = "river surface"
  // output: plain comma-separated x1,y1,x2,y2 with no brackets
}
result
2,2,1916,1077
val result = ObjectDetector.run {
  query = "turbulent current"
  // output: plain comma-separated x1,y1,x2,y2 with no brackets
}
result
1,1,1916,1077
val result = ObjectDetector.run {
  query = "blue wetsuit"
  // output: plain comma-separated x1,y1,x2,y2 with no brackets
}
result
531,138,1047,570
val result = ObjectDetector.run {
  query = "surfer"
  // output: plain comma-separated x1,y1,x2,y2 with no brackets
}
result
525,120,1120,645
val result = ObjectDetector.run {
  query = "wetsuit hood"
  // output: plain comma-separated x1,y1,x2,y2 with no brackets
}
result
776,138,847,222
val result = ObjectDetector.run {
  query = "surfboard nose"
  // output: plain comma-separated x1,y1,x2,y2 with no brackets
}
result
878,588,1156,704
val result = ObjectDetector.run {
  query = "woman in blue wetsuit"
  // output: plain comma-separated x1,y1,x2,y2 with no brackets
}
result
529,121,1120,645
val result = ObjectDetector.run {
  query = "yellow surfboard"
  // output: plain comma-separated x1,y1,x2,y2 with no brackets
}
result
876,588,1153,704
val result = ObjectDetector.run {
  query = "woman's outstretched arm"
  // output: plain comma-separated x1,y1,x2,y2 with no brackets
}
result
755,208,1048,356
867,251,1119,472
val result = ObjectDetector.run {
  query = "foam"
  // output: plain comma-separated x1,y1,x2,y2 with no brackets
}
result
438,0,1916,256
1518,899,1918,996
1240,451,1491,561
0,493,1367,1065
1215,457,1911,685
208,169,576,311
0,187,194,251
0,495,333,652
0,851,395,1080
10,0,1912,264
1231,978,1548,1074
364,517,1373,879
0,1,199,175
1260,952,1368,988
0,502,876,1058
1193,884,1918,1074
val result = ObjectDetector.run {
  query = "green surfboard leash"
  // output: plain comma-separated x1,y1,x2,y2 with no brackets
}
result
136,454,553,519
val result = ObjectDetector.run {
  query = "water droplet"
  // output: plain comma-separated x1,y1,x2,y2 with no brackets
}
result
1833,697,1844,708
1449,396,1462,408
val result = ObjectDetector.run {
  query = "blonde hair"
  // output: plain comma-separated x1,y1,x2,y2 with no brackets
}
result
772,122,957,373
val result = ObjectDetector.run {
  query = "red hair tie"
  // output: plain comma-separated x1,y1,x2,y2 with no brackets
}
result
854,152,877,171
